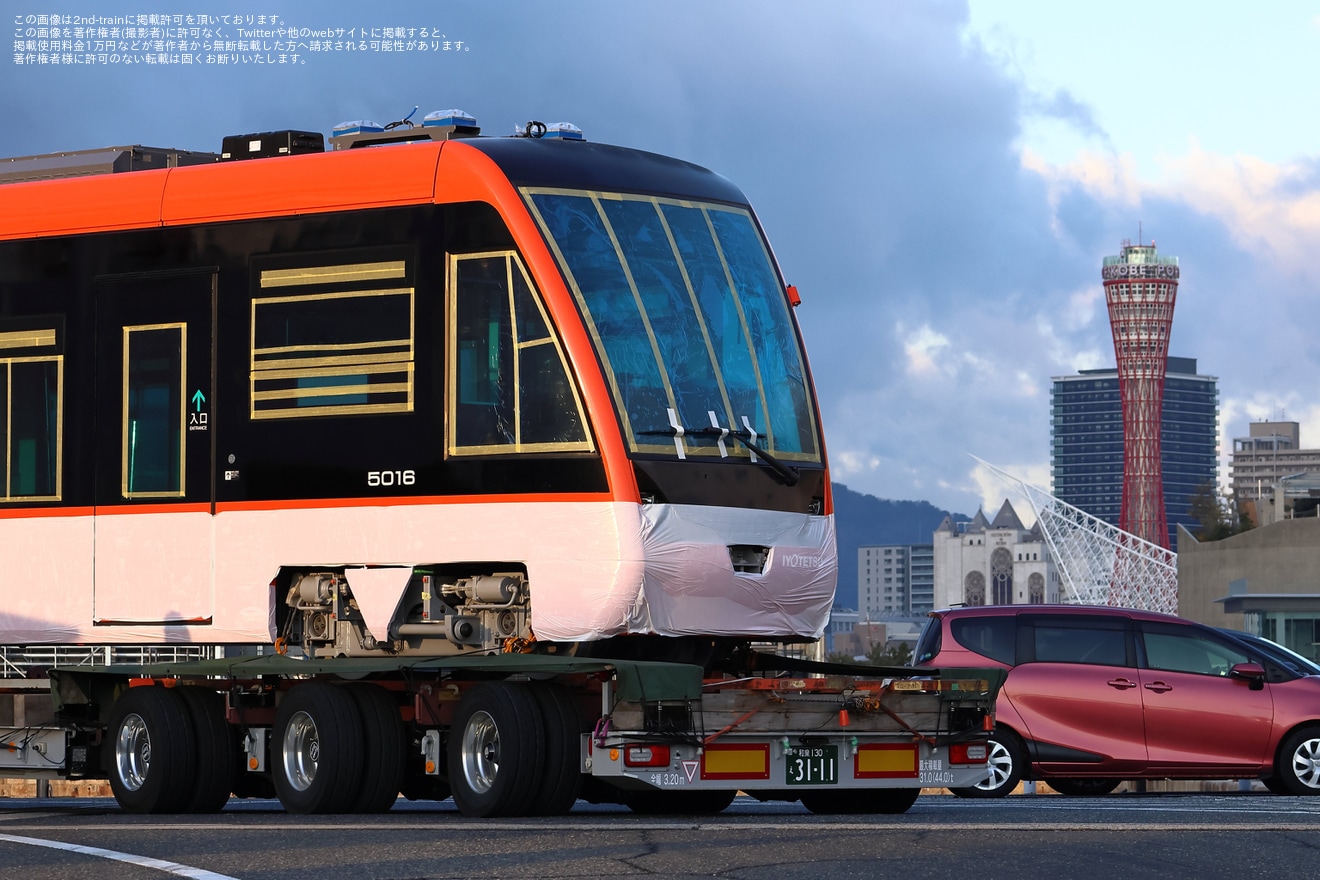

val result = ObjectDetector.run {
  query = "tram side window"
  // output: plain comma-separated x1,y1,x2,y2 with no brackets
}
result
251,258,414,419
448,252,590,454
123,324,184,498
1,326,62,502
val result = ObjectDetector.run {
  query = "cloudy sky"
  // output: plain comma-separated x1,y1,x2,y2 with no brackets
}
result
7,1,1317,518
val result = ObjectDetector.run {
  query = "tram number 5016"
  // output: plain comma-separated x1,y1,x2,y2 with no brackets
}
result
367,470,416,488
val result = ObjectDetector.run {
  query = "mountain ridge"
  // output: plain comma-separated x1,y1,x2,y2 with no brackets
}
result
830,482,966,610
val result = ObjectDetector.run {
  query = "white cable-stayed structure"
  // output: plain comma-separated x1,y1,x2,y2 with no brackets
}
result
974,458,1178,614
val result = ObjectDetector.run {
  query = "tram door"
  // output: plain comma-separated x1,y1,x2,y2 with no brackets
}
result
92,272,216,626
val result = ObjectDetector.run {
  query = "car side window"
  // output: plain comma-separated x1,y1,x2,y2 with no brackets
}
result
1141,625,1250,676
949,616,1015,664
1028,618,1129,667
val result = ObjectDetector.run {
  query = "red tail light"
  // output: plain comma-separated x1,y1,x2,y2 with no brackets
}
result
949,742,989,764
624,744,672,768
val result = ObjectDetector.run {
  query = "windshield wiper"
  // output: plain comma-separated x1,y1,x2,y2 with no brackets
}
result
641,411,800,487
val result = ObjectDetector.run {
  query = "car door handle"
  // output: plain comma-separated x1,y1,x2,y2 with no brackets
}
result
1144,681,1173,693
1107,678,1138,689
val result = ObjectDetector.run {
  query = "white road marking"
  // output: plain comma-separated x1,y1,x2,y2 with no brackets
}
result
1,820,1319,833
0,832,240,879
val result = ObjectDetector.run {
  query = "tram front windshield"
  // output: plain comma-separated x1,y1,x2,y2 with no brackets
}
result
525,189,821,463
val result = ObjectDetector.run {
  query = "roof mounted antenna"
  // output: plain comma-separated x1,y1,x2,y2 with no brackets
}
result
383,106,420,131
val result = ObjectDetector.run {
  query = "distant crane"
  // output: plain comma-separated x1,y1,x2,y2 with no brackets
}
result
974,458,1178,614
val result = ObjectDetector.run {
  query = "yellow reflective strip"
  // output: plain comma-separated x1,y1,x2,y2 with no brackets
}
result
703,748,768,776
857,746,917,775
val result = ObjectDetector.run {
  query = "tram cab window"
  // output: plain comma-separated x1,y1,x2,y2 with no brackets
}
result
448,252,590,455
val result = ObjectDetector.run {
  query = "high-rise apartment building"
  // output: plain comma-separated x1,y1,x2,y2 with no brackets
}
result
1102,240,1180,547
1051,357,1218,549
1230,421,1320,523
857,544,934,618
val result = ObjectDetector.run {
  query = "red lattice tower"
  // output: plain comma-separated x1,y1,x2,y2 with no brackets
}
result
1101,240,1179,550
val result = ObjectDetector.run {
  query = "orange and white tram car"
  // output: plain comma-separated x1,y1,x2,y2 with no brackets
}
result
0,112,835,659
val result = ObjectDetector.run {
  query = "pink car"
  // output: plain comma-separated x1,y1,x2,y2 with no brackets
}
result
915,605,1320,797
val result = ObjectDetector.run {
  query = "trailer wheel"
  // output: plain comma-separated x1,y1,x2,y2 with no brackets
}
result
800,788,919,814
623,789,736,815
272,683,365,814
527,683,584,816
175,687,235,813
104,685,196,814
346,683,406,813
447,682,545,818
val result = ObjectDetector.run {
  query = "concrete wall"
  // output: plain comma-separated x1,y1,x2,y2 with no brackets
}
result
1176,518,1320,627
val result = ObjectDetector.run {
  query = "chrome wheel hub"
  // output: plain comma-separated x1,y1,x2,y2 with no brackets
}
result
282,709,321,792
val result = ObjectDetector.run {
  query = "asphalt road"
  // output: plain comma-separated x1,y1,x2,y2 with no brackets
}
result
2,792,1317,880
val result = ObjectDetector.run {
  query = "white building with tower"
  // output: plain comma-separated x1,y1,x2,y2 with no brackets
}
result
931,500,1060,609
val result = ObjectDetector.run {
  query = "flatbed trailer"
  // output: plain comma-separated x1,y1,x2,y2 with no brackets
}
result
0,654,999,815
0,108,999,815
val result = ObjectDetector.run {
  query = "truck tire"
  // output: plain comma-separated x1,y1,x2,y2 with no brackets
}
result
800,787,919,815
175,686,235,813
447,682,545,818
272,682,365,814
527,683,584,816
1047,778,1121,797
1275,726,1320,795
104,685,196,813
949,728,1024,798
346,683,406,813
623,789,736,815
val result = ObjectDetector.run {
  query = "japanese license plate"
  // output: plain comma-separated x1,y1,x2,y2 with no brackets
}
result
784,744,838,785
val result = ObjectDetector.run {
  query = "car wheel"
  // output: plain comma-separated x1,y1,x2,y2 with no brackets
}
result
1261,775,1292,795
949,729,1024,798
1047,778,1121,797
1275,727,1320,795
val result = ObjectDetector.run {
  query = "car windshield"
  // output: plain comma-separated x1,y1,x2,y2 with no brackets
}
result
1218,628,1320,676
524,188,821,462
